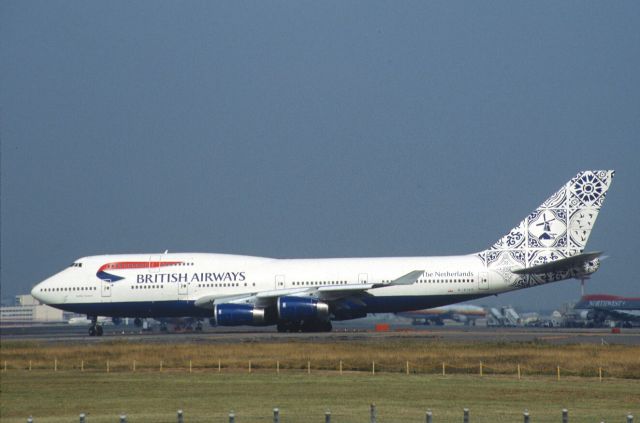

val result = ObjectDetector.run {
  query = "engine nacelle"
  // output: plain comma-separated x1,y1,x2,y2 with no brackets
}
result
277,296,329,322
579,310,592,320
213,304,267,326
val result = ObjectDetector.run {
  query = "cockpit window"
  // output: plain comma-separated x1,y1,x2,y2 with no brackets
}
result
69,263,83,268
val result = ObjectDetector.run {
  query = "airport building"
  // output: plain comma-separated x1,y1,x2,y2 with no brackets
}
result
0,294,66,324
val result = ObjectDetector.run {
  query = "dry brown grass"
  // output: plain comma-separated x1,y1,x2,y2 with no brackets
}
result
2,338,639,378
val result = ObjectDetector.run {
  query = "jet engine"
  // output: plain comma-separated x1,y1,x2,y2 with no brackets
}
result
579,310,594,320
277,296,329,321
213,304,267,326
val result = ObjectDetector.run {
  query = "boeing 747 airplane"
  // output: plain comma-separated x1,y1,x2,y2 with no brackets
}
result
574,294,640,327
31,170,615,336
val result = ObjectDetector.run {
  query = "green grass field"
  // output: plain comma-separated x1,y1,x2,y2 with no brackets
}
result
1,371,638,423
2,339,638,422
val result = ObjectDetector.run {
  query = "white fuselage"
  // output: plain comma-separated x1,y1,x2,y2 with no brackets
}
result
31,252,506,319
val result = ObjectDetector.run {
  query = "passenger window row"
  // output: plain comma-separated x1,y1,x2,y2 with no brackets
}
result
40,286,95,292
292,281,348,286
416,278,475,284
196,283,240,288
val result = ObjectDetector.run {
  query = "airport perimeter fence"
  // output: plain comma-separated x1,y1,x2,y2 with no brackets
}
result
21,405,636,423
1,358,629,380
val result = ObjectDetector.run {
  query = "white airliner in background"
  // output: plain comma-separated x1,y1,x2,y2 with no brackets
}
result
31,170,615,336
68,316,112,326
397,304,486,326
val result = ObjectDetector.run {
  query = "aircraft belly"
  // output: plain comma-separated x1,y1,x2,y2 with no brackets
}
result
50,300,208,318
358,294,488,314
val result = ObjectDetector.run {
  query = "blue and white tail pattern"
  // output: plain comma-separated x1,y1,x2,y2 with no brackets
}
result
478,170,615,288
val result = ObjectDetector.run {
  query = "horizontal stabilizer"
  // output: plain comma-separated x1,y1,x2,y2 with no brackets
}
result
511,251,602,275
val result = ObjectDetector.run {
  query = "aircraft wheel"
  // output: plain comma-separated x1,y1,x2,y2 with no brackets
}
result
88,326,96,336
96,325,104,336
301,320,328,332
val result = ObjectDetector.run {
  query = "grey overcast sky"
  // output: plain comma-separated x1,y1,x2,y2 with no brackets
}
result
1,1,639,309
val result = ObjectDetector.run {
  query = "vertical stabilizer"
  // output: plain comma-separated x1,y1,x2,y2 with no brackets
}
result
478,170,615,287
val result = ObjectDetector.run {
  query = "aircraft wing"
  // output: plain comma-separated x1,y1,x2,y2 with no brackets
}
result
193,270,424,309
193,288,308,309
511,252,602,275
315,269,424,296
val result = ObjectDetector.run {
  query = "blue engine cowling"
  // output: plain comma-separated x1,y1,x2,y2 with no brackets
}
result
213,304,267,326
277,296,329,321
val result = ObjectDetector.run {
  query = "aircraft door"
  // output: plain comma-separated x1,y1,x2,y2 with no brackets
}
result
275,274,285,290
101,280,112,297
478,272,489,290
359,273,368,284
178,281,188,298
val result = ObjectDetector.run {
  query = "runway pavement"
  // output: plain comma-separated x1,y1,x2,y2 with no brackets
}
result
2,321,639,345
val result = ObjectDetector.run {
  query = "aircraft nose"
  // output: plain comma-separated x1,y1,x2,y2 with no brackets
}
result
31,284,40,301
31,283,42,301
30,277,51,303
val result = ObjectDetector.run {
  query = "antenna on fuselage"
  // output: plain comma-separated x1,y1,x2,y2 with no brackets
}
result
164,250,168,254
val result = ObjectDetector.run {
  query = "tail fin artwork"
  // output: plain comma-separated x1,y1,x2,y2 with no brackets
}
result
478,170,615,288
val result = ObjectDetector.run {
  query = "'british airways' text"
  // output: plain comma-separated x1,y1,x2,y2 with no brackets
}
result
136,272,246,284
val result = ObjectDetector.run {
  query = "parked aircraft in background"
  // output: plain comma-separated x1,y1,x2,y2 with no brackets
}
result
68,316,112,326
397,304,485,325
573,294,640,327
31,170,615,336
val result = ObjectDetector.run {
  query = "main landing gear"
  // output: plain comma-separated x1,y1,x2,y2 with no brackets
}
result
88,316,103,336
